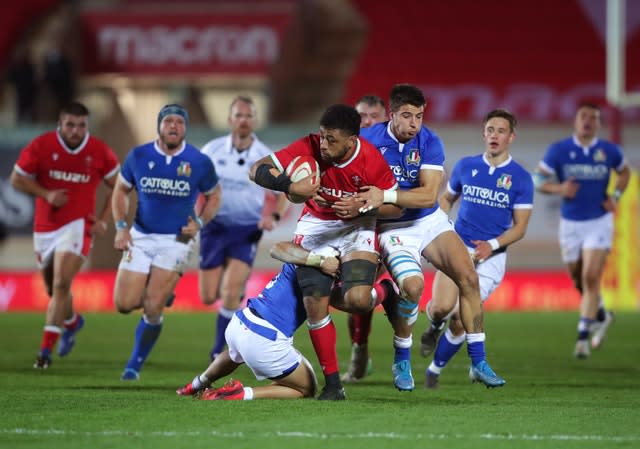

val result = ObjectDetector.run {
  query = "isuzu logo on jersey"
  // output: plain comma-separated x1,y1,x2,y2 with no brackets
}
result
139,176,191,196
497,174,512,190
406,149,420,166
462,185,510,208
49,170,91,183
318,186,357,198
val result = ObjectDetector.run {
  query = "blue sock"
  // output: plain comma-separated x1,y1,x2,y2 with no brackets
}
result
466,332,486,366
126,317,162,372
577,317,593,340
211,307,235,357
393,335,412,363
432,330,464,369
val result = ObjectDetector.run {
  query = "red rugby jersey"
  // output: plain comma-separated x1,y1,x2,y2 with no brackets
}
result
14,131,119,232
272,134,397,220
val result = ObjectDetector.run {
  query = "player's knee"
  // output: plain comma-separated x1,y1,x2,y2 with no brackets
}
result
343,286,373,313
399,277,423,302
52,276,72,294
456,268,479,294
114,297,134,314
582,271,600,290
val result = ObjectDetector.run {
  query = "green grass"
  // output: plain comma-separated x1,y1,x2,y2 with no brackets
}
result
1,311,639,449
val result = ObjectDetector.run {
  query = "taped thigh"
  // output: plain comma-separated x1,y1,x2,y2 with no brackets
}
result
384,249,423,296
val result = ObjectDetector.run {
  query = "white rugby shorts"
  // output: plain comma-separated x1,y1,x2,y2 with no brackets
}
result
117,228,193,273
33,218,91,268
558,213,613,263
225,308,301,380
378,208,454,264
293,213,378,256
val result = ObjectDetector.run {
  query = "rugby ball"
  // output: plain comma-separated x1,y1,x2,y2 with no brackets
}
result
284,155,320,203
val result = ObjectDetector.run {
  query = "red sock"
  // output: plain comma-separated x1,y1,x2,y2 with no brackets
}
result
351,311,373,345
308,318,339,376
64,314,80,331
40,326,62,353
373,282,388,306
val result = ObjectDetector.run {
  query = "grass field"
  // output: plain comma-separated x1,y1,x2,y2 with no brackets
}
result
1,311,639,449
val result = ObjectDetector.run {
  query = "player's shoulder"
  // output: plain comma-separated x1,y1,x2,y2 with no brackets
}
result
201,135,227,154
360,122,387,140
27,130,57,150
548,136,574,151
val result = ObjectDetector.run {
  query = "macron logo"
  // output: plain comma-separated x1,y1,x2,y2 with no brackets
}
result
472,169,478,177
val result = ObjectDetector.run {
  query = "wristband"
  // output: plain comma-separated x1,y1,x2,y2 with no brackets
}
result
305,252,325,267
613,189,623,202
383,189,397,204
488,238,500,251
272,212,281,222
115,219,128,230
195,216,204,229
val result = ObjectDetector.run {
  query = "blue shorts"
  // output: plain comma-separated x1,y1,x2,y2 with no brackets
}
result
199,221,262,269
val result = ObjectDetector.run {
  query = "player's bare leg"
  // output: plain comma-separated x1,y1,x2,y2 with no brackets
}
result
574,249,608,358
421,271,459,357
35,251,84,369
209,259,251,360
425,231,505,388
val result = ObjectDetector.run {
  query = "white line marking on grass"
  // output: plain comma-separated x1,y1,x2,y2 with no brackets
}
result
3,428,640,442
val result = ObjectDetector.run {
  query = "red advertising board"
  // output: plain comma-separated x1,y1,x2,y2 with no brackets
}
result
81,11,293,75
0,270,582,313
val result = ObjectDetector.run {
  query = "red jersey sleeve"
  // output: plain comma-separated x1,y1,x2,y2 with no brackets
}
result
271,135,318,173
15,138,41,176
97,140,120,179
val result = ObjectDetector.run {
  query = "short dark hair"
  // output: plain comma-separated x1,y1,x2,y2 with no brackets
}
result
389,84,425,112
230,95,255,112
483,108,517,132
577,102,601,113
356,94,385,109
320,104,361,136
60,102,89,117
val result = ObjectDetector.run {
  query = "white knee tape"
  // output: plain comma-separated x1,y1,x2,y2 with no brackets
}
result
385,250,423,291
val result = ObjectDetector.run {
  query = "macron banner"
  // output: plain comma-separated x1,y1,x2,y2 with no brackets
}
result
81,11,292,75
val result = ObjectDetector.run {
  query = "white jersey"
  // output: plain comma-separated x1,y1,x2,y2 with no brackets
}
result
201,134,273,226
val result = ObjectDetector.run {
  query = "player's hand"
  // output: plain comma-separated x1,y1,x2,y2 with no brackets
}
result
312,193,331,208
320,255,340,277
114,228,133,251
288,175,320,199
259,215,276,231
46,189,68,207
180,216,201,241
471,240,492,263
602,195,618,213
560,177,579,199
356,186,383,214
332,196,367,219
90,219,108,236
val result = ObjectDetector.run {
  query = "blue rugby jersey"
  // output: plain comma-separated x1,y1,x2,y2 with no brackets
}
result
540,136,625,220
201,134,273,227
120,140,218,234
246,263,306,338
449,154,534,247
361,121,445,221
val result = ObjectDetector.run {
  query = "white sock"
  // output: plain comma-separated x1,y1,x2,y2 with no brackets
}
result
193,373,209,389
243,387,254,400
